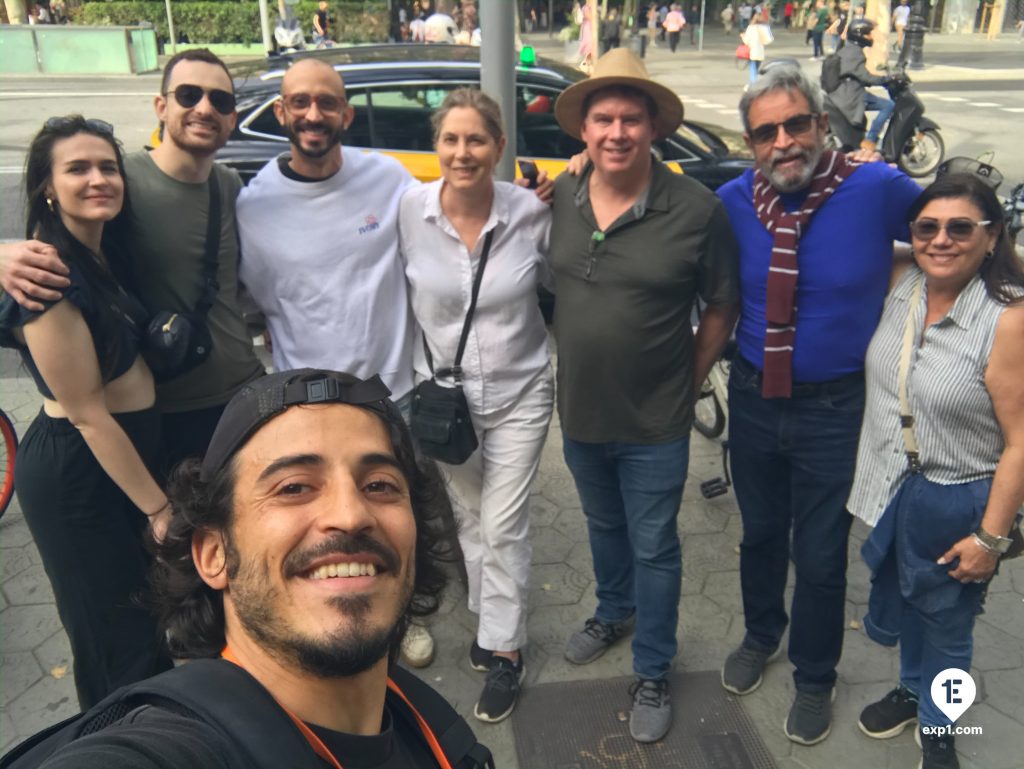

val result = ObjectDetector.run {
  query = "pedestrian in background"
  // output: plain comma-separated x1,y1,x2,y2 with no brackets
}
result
663,3,686,51
741,7,773,85
722,2,736,33
601,7,622,53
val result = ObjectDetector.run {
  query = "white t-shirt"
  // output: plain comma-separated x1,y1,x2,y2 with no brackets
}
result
893,5,910,25
399,180,552,415
424,12,457,43
237,148,419,399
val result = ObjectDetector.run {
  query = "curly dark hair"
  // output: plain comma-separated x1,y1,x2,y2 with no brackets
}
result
149,402,458,662
908,172,1024,306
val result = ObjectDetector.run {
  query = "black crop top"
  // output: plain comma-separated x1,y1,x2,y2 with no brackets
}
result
0,261,149,400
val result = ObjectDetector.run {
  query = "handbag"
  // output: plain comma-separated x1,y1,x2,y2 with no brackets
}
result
142,172,221,382
735,42,750,59
410,230,494,465
897,276,1023,559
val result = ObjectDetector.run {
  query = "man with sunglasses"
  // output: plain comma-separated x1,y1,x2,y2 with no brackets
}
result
0,49,264,470
714,64,921,747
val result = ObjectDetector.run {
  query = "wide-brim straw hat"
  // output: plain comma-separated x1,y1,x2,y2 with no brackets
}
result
555,49,684,140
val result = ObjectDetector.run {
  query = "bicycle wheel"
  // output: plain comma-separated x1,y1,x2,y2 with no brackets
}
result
0,409,17,519
693,383,726,439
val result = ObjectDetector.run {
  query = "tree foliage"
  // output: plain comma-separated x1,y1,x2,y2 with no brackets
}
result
72,1,389,43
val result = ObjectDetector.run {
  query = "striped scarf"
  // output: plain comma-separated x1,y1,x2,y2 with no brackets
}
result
752,149,857,398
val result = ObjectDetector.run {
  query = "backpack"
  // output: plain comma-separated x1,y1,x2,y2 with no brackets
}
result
1,659,493,769
820,52,842,93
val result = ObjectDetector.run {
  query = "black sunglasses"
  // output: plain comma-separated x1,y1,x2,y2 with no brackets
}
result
165,84,236,115
45,117,114,135
909,218,992,242
749,113,818,146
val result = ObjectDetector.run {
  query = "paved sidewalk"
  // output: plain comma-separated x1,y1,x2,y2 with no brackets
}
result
2,367,1022,768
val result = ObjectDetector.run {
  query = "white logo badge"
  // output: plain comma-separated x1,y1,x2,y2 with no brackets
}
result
931,668,976,724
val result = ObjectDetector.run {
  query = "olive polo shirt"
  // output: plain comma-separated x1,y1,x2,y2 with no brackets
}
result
550,161,739,444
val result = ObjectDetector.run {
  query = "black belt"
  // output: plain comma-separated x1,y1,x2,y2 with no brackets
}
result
734,355,864,398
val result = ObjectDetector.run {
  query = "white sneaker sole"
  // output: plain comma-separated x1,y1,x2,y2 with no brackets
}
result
858,715,917,740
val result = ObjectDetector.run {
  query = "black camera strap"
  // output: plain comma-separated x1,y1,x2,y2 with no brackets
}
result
423,229,494,384
193,170,222,318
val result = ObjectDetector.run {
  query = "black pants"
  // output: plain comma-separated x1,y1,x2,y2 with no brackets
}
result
668,30,681,51
161,402,228,476
15,408,174,708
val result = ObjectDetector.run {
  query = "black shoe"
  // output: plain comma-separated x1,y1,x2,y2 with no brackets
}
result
784,688,834,745
859,686,919,739
473,655,524,723
469,640,494,672
920,730,959,769
564,614,635,664
721,643,779,695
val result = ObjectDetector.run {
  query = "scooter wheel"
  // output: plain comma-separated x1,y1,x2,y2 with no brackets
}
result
898,128,944,178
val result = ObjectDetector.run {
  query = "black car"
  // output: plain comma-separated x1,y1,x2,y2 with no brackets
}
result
217,44,752,188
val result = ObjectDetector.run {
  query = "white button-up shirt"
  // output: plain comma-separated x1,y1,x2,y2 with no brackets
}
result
398,179,552,415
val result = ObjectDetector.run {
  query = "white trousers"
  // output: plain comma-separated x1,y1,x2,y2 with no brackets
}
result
442,368,554,652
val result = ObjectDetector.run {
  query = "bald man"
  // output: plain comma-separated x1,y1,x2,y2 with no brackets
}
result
235,60,436,668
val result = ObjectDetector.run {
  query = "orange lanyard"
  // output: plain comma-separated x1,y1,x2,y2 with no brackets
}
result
220,646,453,769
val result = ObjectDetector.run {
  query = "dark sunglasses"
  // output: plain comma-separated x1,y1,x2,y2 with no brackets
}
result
280,93,346,115
166,84,236,115
909,217,992,242
45,117,114,135
749,113,818,146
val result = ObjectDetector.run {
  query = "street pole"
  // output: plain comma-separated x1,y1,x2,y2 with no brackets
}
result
480,0,517,181
549,0,555,37
164,0,177,55
3,0,28,24
901,0,927,69
258,0,273,55
698,0,706,50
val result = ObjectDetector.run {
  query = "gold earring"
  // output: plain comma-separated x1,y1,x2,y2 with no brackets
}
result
46,196,55,213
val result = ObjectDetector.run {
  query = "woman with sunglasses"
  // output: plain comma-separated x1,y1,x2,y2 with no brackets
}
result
398,88,553,724
847,173,1024,769
0,116,174,708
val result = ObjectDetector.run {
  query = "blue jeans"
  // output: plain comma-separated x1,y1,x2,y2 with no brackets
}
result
864,90,895,143
900,583,984,729
562,435,690,680
728,356,863,691
749,58,762,84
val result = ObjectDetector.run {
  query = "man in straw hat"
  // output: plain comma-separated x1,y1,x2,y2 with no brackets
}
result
548,48,740,743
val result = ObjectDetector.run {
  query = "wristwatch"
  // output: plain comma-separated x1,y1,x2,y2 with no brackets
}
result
973,526,1013,555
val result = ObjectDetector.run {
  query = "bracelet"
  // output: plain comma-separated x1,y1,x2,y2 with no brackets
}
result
971,533,1000,555
146,500,171,518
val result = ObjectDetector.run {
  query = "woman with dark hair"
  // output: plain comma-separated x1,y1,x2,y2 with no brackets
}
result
848,173,1024,769
0,116,173,707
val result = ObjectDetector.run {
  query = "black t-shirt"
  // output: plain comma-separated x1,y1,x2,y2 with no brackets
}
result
315,9,330,33
30,703,440,768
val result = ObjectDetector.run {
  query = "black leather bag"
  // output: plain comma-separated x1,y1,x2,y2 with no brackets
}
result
410,231,493,465
142,173,221,382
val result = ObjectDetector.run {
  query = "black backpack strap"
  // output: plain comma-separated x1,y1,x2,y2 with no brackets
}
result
387,665,494,769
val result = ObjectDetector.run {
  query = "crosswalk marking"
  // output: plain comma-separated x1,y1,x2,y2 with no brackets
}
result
969,102,1001,107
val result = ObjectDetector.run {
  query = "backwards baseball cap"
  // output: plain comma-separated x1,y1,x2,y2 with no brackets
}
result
200,369,395,481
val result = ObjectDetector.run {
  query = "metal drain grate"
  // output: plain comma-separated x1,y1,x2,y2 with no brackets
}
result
511,670,776,769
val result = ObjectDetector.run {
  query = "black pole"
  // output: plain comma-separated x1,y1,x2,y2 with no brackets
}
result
901,0,928,70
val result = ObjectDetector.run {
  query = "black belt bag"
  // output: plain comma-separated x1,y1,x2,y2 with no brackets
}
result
142,172,221,382
410,230,493,465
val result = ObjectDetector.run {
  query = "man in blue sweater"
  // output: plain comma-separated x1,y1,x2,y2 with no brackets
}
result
715,64,920,747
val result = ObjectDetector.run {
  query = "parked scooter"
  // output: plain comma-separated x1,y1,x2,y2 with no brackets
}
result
824,64,944,178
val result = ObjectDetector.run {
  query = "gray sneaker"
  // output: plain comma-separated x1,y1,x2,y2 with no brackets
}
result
564,614,635,665
629,678,672,743
721,643,780,695
784,688,835,745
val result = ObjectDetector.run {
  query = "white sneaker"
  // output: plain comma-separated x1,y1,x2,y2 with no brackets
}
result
401,624,435,668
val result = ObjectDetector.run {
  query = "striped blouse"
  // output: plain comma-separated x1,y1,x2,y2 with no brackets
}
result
848,265,1013,527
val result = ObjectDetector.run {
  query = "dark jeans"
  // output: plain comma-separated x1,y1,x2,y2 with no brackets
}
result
811,29,824,57
15,409,174,708
161,402,228,476
728,356,863,692
668,30,681,51
563,435,689,680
